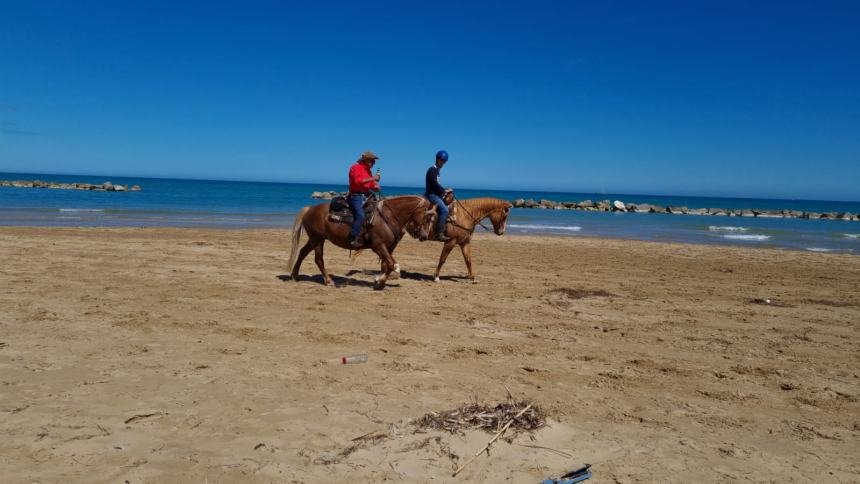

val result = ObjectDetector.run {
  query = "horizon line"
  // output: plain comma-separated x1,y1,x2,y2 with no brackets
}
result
1,170,858,205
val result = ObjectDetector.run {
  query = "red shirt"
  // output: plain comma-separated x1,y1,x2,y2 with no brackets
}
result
348,162,379,193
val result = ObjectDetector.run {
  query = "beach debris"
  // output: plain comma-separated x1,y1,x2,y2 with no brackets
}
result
351,430,389,443
313,401,544,470
452,403,534,476
342,354,368,364
415,399,545,435
546,288,616,308
124,412,164,424
749,298,793,307
551,288,615,299
541,464,593,484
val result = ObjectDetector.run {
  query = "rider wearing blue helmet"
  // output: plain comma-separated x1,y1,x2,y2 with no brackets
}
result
425,150,453,241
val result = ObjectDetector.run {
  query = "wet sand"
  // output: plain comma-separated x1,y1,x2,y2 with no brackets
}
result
1,227,858,482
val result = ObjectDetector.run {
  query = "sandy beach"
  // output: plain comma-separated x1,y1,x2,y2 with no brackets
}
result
1,227,858,483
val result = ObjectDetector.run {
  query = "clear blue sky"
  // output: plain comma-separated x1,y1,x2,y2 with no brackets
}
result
1,1,858,200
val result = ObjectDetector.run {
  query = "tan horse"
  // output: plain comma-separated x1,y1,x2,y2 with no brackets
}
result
288,195,433,289
429,197,513,282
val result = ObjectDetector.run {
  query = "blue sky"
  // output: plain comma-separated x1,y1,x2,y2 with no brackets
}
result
1,0,858,200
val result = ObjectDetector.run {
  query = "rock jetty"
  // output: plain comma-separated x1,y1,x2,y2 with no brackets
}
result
510,198,858,221
0,180,141,192
311,191,346,199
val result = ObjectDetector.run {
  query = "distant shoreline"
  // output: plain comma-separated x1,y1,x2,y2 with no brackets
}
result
0,179,141,192
308,190,858,222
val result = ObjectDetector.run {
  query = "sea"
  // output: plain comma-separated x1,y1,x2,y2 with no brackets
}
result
1,172,859,254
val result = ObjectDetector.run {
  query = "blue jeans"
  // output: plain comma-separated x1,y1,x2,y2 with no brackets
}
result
428,193,449,235
348,193,367,239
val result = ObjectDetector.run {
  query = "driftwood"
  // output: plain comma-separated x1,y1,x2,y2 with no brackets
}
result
415,400,545,434
452,403,533,477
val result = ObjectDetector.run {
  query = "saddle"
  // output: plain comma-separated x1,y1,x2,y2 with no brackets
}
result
328,196,354,224
328,195,379,226
427,192,457,225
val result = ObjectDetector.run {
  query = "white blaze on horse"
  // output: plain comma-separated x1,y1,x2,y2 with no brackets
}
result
288,195,434,290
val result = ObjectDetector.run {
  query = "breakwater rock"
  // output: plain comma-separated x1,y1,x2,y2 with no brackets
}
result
0,180,141,192
311,191,346,199
510,198,858,221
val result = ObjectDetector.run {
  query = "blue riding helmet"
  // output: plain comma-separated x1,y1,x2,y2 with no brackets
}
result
436,150,449,162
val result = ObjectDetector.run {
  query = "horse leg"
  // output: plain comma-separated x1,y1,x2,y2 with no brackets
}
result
460,241,476,282
313,241,335,286
372,245,397,290
385,257,401,280
433,240,457,282
380,259,399,281
291,238,316,280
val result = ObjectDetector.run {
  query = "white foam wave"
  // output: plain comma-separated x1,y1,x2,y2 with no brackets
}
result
59,208,105,212
806,247,833,252
723,234,771,241
709,226,748,232
844,234,860,239
509,224,582,231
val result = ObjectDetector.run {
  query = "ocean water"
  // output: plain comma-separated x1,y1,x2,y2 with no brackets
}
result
1,172,859,254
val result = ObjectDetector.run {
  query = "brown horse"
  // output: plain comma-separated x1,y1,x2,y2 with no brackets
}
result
429,197,513,282
288,195,433,289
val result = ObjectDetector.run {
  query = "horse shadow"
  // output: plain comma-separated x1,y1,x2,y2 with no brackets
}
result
345,269,468,282
399,270,470,282
276,270,469,287
276,274,378,288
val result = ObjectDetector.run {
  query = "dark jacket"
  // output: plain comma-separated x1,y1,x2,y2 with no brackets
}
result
425,165,446,197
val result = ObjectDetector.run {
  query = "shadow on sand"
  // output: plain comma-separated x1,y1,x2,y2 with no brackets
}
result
277,270,469,287
276,274,378,288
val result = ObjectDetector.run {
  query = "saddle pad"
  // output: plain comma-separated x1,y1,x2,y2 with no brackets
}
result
328,212,353,224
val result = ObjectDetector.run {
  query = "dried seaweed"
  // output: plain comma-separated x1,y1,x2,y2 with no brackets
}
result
550,288,615,300
415,400,545,435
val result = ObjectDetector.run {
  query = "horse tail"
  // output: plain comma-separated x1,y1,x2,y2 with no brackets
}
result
288,206,310,274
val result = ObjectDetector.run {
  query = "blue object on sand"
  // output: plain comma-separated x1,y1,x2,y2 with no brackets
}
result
541,464,592,484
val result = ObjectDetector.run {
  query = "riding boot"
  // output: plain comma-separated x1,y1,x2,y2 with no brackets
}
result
436,227,451,242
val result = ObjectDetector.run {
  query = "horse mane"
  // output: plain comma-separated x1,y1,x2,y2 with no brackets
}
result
458,197,507,216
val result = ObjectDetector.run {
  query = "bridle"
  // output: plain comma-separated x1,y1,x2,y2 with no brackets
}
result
378,196,429,242
448,196,493,233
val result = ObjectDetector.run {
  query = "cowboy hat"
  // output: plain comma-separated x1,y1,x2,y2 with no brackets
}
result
357,151,380,162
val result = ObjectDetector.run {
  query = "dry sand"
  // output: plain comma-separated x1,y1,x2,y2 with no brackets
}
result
1,227,859,483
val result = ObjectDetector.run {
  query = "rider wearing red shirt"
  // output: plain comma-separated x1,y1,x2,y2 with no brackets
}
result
347,151,381,248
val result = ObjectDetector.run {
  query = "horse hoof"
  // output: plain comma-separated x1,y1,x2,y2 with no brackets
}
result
325,280,335,286
389,264,401,280
433,277,440,283
373,281,385,290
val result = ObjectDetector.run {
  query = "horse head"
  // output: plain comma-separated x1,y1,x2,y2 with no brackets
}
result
405,197,434,242
489,202,513,235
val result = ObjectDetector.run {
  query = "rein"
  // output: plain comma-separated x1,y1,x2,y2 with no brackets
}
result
450,196,492,233
377,196,426,243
